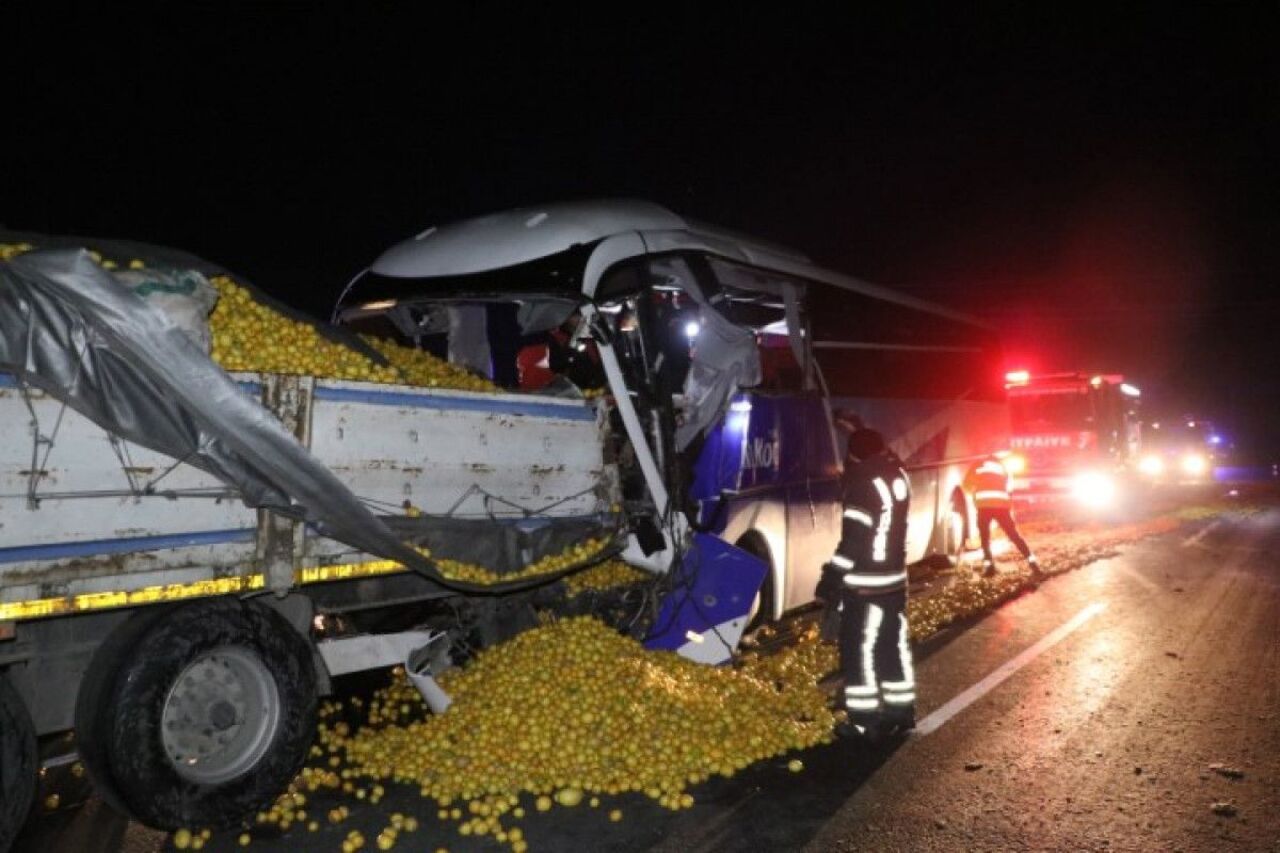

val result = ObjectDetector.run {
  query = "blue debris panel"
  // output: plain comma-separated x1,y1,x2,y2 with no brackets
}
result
644,532,768,665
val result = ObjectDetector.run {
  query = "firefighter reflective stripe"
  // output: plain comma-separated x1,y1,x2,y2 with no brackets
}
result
975,490,1010,502
844,683,881,710
855,603,884,699
880,614,916,704
831,554,854,570
873,477,893,507
842,571,908,589
872,477,893,561
977,461,1006,476
892,476,909,501
896,612,915,690
843,508,874,527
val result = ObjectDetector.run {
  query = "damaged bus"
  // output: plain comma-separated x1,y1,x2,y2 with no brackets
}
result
336,199,1010,640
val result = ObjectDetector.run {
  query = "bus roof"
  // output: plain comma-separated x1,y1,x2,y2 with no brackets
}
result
364,199,990,329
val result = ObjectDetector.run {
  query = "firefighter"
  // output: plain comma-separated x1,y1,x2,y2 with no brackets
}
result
821,427,915,738
964,454,1042,580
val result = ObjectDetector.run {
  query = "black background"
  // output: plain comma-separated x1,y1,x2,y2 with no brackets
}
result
4,4,1277,459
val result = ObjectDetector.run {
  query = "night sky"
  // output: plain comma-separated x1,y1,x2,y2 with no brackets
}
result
5,6,1278,459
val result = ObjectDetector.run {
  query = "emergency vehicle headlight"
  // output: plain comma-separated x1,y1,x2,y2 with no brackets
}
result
1138,454,1164,476
1071,471,1117,508
1004,452,1027,476
1180,452,1208,477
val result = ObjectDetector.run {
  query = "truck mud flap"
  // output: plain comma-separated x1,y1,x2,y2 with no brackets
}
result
643,532,767,665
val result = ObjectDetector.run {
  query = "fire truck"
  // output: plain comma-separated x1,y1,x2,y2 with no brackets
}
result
1003,371,1142,507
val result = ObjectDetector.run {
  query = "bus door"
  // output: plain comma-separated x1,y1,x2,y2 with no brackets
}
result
781,395,842,610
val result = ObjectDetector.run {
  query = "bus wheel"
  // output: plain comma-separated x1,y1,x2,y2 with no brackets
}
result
736,534,774,635
943,493,968,568
80,598,317,830
0,672,37,853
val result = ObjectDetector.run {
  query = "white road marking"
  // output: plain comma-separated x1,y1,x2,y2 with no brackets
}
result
1181,519,1226,548
914,601,1108,735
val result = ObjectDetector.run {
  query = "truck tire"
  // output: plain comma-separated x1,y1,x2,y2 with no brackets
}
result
84,598,317,830
76,604,178,819
0,672,37,853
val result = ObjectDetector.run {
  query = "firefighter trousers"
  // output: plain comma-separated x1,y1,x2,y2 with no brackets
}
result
838,586,915,723
977,507,1033,563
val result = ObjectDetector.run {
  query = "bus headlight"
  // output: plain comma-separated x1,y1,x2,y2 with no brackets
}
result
1071,471,1117,507
1138,454,1164,476
1180,453,1208,477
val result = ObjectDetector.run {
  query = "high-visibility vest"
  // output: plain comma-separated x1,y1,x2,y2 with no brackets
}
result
966,459,1012,509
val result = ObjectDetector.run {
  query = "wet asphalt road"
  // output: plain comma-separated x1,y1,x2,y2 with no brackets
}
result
791,505,1280,853
18,500,1280,852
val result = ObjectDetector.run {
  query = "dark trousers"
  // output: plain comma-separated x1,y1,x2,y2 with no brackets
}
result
838,586,914,718
977,507,1032,562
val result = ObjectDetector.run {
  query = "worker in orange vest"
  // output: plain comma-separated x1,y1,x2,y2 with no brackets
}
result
964,454,1043,580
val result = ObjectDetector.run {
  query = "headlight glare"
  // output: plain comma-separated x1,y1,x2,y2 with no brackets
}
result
1071,471,1117,508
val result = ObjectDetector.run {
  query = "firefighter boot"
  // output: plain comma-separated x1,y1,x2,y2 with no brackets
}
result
882,702,916,734
836,688,884,740
1028,555,1045,584
981,560,997,579
836,712,885,742
838,712,910,744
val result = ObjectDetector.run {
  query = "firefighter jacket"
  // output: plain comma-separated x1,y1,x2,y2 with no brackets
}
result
829,452,910,595
965,457,1012,509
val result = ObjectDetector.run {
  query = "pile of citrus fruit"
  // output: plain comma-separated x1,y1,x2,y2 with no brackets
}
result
253,616,837,850
431,538,613,586
562,559,649,595
209,276,496,392
3,244,500,393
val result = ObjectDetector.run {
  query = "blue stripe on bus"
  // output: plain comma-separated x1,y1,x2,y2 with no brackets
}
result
0,528,256,565
312,385,596,421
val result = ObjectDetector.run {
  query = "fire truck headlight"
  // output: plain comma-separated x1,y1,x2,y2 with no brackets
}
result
1138,454,1164,476
1071,471,1117,508
1004,452,1028,476
1180,452,1208,477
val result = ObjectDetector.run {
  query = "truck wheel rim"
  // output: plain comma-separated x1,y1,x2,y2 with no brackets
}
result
160,646,281,785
